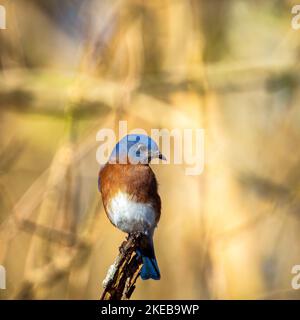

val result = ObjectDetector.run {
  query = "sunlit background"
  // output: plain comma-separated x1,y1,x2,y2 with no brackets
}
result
1,0,300,299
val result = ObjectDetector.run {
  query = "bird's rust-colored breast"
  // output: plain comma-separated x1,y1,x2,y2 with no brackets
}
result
99,163,161,224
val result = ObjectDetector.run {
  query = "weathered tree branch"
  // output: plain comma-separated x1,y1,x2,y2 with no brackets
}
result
100,233,143,300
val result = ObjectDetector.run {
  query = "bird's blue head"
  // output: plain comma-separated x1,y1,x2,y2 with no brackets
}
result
109,134,166,164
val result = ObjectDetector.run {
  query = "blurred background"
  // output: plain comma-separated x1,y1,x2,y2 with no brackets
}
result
1,0,300,299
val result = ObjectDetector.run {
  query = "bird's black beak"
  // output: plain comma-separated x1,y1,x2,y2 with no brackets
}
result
158,153,167,161
148,151,167,162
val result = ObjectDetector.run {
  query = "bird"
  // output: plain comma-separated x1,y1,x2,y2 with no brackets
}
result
98,134,165,280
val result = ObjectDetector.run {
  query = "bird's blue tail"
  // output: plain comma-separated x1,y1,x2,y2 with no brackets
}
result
137,235,160,280
140,255,160,280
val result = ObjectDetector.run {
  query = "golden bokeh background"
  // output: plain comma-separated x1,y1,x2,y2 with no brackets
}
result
1,0,300,299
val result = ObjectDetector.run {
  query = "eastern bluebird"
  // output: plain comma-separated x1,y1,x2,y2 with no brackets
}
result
98,134,165,280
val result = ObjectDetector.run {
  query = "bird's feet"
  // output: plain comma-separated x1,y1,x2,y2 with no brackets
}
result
119,240,127,255
130,231,142,242
119,232,142,254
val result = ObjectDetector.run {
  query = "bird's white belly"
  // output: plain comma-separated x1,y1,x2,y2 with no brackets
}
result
107,192,156,234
